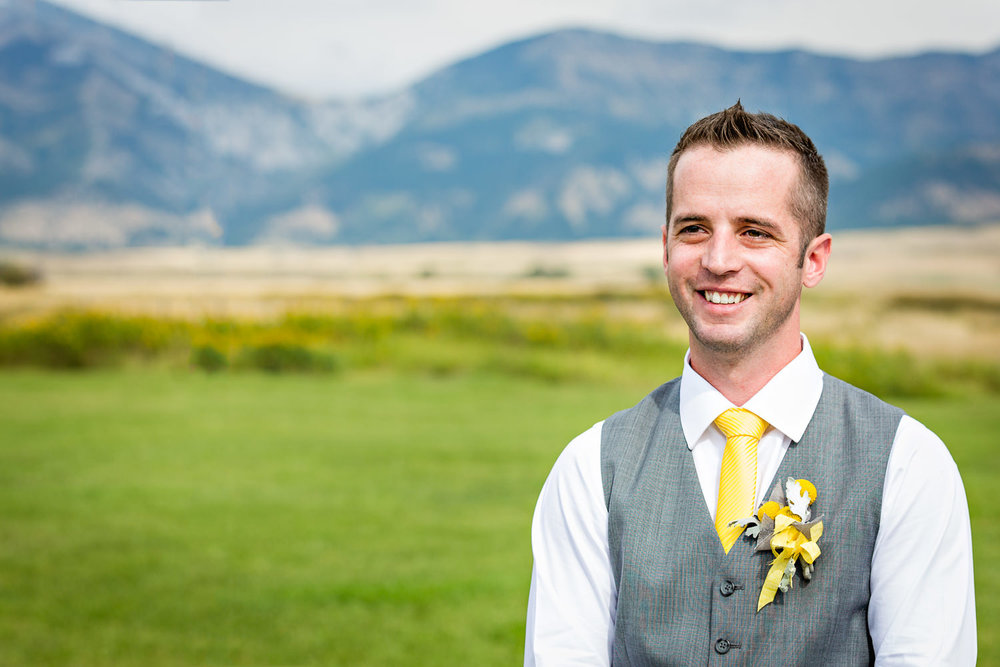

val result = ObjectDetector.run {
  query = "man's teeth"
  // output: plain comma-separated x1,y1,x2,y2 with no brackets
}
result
703,291,748,304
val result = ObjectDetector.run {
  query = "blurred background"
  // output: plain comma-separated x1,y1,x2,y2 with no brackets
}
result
0,0,998,664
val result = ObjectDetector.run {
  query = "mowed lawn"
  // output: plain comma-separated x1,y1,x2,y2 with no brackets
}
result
0,369,996,665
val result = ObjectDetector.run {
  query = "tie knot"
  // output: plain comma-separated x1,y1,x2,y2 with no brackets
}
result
714,408,769,440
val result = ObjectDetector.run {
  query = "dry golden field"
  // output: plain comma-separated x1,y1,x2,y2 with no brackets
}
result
2,223,999,361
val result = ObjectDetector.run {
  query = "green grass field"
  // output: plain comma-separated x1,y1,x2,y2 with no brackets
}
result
0,367,996,665
0,369,635,665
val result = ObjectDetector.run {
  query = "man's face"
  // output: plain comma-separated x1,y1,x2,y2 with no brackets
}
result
663,144,828,360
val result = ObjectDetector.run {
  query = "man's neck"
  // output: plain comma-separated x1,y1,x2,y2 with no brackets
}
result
687,332,804,406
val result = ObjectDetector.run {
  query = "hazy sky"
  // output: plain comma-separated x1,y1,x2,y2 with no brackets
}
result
47,0,1000,100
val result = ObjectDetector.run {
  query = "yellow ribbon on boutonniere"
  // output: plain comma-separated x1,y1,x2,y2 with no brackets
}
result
728,477,824,611
757,510,824,611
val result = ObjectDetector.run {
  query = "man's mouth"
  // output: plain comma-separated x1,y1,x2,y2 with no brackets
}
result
700,290,749,305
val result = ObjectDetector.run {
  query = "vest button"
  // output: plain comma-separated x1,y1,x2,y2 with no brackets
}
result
720,580,735,596
715,638,731,654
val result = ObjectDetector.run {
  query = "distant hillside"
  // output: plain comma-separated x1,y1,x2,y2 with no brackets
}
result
0,1,998,248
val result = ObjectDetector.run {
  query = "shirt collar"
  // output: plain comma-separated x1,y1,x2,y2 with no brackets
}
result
679,334,824,450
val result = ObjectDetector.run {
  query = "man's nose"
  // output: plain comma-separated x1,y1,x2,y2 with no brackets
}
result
701,232,741,275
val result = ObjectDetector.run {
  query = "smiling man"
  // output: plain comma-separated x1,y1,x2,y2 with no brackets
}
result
524,103,976,665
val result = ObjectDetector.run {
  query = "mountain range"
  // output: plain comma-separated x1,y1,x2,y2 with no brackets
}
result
1,0,999,248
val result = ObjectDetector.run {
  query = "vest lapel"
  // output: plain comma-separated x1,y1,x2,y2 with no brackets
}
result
647,382,727,558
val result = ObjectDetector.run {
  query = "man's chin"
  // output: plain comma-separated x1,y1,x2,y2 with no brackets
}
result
689,327,756,356
695,338,749,356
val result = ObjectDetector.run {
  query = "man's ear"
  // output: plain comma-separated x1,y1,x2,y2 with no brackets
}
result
661,223,669,274
802,232,832,288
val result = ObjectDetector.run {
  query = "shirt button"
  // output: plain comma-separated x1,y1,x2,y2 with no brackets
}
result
720,580,735,596
715,638,731,654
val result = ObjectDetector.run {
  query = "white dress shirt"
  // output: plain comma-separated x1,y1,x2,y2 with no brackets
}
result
525,336,976,666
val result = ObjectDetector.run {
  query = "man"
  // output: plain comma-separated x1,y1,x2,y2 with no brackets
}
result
524,103,976,665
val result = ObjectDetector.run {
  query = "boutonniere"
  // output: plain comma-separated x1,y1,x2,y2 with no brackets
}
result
730,477,824,611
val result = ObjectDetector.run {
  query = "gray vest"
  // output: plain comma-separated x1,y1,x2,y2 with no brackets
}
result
601,374,903,666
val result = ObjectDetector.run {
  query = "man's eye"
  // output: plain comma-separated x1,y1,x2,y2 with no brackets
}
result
678,225,703,234
744,228,770,239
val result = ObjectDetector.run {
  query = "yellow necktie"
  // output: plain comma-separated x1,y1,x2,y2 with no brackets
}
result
714,408,769,553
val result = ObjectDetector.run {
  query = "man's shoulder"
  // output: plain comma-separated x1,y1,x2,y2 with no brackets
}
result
600,378,683,500
821,376,954,458
819,373,906,419
556,377,682,478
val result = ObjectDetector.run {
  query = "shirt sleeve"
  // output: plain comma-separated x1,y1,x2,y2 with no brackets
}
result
869,415,977,665
525,421,616,667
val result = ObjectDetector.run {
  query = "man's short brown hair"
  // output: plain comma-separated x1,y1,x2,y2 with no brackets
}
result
665,101,829,253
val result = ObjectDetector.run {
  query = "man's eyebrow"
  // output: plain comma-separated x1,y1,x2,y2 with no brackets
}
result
671,214,709,226
736,217,783,232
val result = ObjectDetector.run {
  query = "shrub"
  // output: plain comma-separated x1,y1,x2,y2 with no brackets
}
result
641,265,664,284
524,265,570,279
0,312,187,369
0,260,42,287
0,302,994,398
236,342,338,374
191,344,228,373
812,344,942,398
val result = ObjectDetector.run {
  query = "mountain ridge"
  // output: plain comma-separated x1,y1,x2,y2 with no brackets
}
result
1,1,998,248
